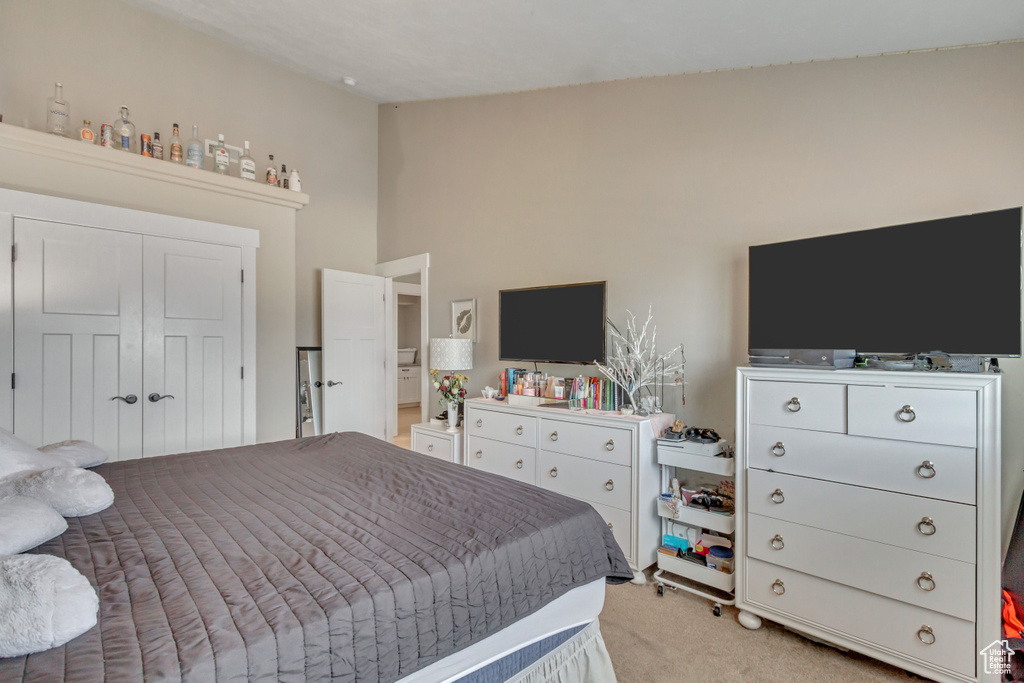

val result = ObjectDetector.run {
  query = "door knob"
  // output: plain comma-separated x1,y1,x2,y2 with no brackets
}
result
326,380,342,387
148,393,174,402
314,381,323,388
111,394,138,404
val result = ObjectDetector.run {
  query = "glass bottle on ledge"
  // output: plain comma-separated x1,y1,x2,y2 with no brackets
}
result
46,83,70,137
77,120,95,144
114,106,136,152
169,123,183,163
266,154,277,184
213,134,229,175
185,124,203,169
239,141,256,180
281,163,289,189
152,132,164,160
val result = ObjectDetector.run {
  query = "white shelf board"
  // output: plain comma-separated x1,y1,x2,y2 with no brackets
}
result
0,123,310,210
658,499,736,534
657,553,735,593
658,446,736,476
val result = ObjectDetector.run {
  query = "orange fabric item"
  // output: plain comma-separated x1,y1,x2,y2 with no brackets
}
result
1004,589,1024,639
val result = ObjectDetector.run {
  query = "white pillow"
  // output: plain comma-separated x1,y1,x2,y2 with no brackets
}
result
0,467,114,517
38,440,109,469
0,429,72,479
0,496,67,555
0,554,98,658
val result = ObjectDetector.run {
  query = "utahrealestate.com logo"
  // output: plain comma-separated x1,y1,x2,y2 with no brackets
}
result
979,640,1015,675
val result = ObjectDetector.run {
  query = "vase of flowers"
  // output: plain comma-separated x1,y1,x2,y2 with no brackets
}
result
430,369,469,432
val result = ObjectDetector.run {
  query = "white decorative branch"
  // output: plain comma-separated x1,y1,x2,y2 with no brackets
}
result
594,306,683,412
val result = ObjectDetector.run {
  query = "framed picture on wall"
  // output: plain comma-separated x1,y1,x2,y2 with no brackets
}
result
452,298,477,342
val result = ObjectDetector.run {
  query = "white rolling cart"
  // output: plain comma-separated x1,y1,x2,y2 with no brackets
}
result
653,438,736,616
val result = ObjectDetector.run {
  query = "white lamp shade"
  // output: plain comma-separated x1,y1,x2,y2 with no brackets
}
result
430,337,474,371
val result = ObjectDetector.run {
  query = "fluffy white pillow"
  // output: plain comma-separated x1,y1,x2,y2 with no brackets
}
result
0,429,72,479
0,554,98,658
0,467,114,517
38,440,109,469
0,496,67,556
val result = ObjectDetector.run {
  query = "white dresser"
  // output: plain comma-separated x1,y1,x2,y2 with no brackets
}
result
464,398,671,579
736,367,1001,683
410,422,462,463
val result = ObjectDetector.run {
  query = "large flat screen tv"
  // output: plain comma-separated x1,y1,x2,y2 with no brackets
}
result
749,207,1023,357
499,282,606,364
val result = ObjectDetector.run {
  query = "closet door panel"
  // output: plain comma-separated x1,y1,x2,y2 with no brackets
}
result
14,218,143,459
143,236,242,457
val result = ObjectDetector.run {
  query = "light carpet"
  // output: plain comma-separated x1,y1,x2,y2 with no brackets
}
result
600,576,927,682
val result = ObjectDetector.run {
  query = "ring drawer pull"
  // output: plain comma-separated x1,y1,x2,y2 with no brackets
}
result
476,419,483,427
772,579,785,595
898,405,917,423
607,522,613,530
917,571,936,592
475,450,482,459
550,431,558,441
516,425,524,435
771,535,785,550
605,479,615,491
605,439,615,451
515,459,523,469
917,625,936,645
770,489,785,504
772,442,786,457
917,517,937,536
917,461,936,479
427,444,434,452
786,397,801,413
550,467,558,478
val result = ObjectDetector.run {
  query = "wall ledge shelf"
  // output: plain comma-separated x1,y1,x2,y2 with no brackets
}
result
0,123,310,210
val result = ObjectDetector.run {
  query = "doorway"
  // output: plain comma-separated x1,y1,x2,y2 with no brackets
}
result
393,282,421,448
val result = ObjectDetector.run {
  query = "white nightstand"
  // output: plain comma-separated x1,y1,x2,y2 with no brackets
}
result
410,422,463,464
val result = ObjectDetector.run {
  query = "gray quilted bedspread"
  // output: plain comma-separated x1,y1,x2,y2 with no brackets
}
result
1,432,631,682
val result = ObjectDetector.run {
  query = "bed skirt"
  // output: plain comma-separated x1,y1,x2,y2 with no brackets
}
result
509,620,616,683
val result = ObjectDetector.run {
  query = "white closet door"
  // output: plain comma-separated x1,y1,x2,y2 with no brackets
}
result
13,218,143,458
322,269,386,439
142,236,243,457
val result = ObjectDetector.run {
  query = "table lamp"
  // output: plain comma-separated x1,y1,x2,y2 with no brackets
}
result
429,337,473,432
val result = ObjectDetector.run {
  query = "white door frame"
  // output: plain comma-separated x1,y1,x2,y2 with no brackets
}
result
376,253,430,440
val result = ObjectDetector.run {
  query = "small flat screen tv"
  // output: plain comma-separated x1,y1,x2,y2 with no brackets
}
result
499,282,606,364
749,208,1023,357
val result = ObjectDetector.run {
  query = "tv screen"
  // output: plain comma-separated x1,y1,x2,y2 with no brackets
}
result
749,208,1023,357
499,282,606,364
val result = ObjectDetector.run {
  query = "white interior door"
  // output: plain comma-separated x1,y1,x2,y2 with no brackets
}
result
13,218,143,458
322,269,386,438
143,236,243,457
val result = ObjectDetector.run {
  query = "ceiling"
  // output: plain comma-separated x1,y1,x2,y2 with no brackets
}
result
123,0,1024,103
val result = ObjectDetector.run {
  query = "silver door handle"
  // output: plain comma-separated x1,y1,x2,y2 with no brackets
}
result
326,380,342,387
314,381,323,388
111,394,138,404
148,393,174,402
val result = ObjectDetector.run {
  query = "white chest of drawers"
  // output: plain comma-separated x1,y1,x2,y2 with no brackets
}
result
410,422,462,463
464,398,670,579
736,368,1002,683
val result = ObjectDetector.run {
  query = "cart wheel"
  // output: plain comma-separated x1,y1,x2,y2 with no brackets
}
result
656,584,665,597
712,603,722,617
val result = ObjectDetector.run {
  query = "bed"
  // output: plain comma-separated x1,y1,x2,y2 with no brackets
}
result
1,432,632,681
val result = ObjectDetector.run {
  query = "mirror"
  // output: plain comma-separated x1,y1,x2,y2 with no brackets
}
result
296,347,324,437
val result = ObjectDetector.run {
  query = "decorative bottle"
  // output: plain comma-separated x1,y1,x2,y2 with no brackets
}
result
152,132,164,160
185,124,204,169
169,123,183,163
239,141,256,181
46,83,70,137
213,134,229,175
289,167,301,192
266,154,277,184
77,120,95,144
114,106,136,152
281,164,289,189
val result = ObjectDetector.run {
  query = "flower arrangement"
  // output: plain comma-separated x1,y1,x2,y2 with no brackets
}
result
594,306,683,414
430,369,469,407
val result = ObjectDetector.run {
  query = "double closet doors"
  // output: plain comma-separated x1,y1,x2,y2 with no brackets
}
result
14,218,244,461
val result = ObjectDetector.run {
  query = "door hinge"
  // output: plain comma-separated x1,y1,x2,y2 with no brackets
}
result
241,269,244,283
10,373,14,389
241,366,244,379
10,244,15,263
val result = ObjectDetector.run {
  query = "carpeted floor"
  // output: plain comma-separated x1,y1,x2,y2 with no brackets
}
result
600,575,928,682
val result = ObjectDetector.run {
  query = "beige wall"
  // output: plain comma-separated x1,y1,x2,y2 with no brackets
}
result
0,0,378,440
378,43,1024,545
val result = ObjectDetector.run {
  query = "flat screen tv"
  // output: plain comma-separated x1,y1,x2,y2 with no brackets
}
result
499,282,606,364
749,207,1023,357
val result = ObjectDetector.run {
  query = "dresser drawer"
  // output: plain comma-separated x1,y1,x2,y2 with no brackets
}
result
848,385,977,448
745,559,976,679
748,380,847,433
467,407,537,447
540,450,632,512
539,418,633,467
747,514,975,620
411,430,454,461
747,424,976,504
465,436,535,484
747,469,976,563
588,500,633,563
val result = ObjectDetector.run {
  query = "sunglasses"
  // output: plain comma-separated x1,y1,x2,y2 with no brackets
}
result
684,427,721,443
